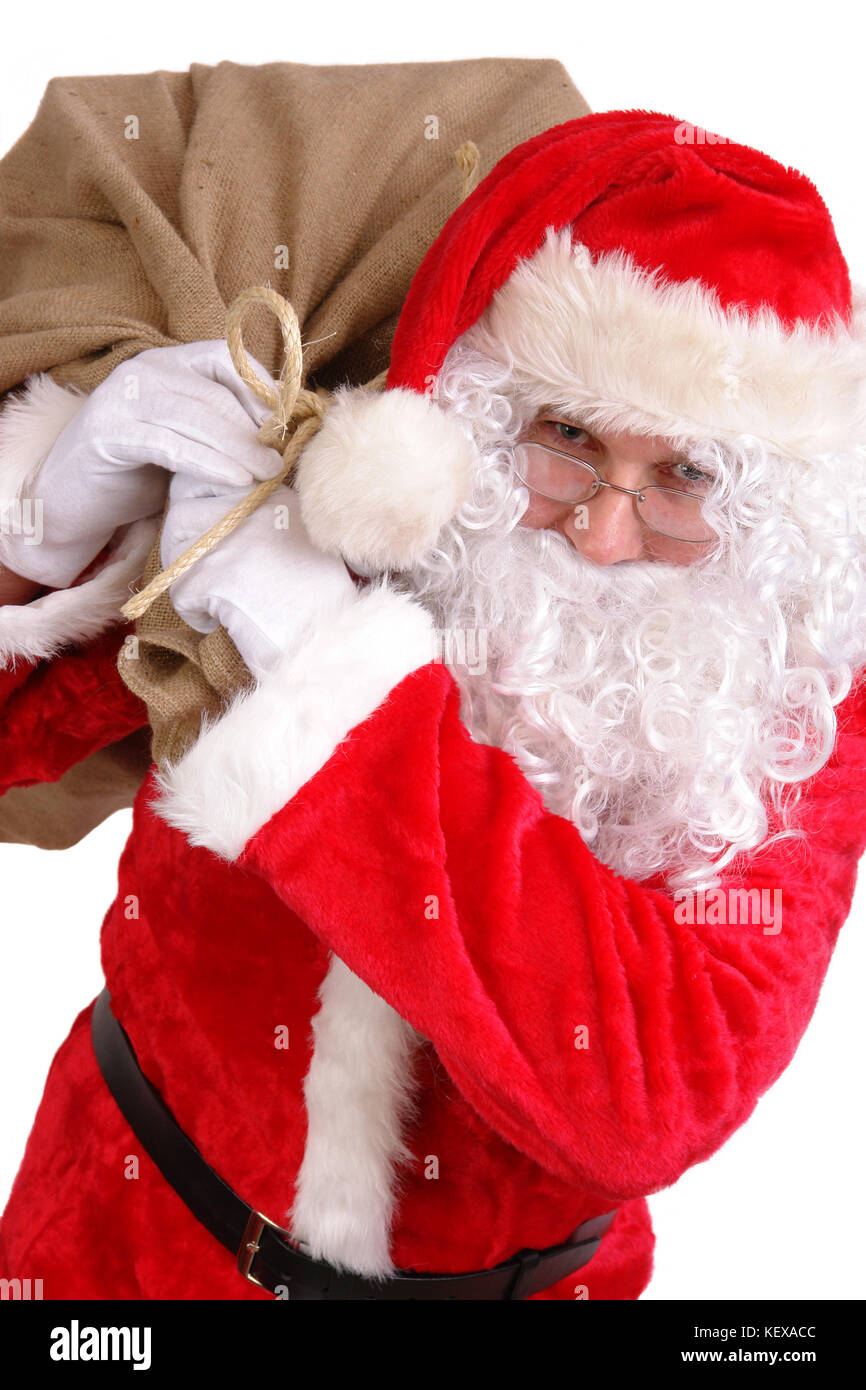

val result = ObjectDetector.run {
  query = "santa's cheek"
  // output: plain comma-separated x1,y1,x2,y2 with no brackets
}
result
518,494,571,529
642,534,716,566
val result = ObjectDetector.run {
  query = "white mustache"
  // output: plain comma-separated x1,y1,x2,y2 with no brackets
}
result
412,334,863,889
408,504,812,889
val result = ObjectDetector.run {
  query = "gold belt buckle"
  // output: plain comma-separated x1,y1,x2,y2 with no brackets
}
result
237,1208,295,1288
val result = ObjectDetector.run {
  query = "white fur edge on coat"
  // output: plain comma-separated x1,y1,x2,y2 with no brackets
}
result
0,516,159,668
0,371,152,667
153,579,437,860
153,582,436,1279
465,224,866,459
289,953,424,1277
0,371,87,501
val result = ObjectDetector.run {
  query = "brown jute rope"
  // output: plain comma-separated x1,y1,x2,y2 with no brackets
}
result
120,141,481,622
454,140,481,199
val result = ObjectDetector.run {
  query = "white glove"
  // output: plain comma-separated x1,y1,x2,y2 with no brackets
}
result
0,339,282,589
161,474,358,678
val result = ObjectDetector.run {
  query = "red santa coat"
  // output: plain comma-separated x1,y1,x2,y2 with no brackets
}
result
2,576,866,1301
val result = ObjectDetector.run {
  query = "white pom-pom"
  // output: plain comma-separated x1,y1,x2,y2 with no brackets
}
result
294,386,476,573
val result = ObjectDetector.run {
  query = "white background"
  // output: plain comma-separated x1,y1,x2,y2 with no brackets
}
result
1,0,864,1301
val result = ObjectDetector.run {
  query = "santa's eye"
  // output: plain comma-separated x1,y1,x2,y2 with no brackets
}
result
543,419,594,448
664,460,716,491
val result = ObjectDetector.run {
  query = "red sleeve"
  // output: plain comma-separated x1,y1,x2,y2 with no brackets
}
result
235,658,866,1203
0,624,148,795
150,582,866,1203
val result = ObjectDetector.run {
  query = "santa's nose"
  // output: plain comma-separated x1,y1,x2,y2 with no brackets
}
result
559,481,646,565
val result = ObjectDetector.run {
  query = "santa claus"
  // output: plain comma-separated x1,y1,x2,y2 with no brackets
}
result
1,109,865,1300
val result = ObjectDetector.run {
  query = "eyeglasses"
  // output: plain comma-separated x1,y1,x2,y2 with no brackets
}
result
514,439,716,544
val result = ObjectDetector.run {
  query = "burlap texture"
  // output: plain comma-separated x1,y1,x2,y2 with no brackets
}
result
0,728,152,849
117,520,255,769
0,57,590,843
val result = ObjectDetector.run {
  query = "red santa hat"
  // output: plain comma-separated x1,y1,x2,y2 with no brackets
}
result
296,108,866,574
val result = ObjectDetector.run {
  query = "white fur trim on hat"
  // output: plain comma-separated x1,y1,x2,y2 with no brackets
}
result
294,385,477,575
463,224,866,460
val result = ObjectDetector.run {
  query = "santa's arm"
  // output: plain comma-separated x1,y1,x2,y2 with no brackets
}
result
0,622,148,796
153,580,866,1203
0,333,312,800
0,547,151,796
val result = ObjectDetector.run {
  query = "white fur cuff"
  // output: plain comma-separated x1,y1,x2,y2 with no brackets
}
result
0,517,159,667
0,370,129,667
154,581,437,860
0,372,87,502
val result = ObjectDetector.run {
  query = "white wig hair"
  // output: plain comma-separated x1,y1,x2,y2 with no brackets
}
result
398,329,866,893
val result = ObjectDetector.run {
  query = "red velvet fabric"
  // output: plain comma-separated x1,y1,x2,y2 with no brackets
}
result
2,636,865,1299
0,625,147,795
240,660,866,1196
387,109,851,396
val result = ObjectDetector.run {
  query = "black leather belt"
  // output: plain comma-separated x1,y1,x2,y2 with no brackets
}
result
91,986,616,1299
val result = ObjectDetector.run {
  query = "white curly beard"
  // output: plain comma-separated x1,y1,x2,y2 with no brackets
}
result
400,340,866,892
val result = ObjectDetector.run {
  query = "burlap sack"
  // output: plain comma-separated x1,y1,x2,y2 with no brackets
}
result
0,57,590,845
117,515,256,770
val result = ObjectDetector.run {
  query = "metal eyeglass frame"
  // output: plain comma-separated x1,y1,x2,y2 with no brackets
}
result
514,438,715,545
